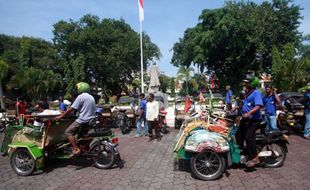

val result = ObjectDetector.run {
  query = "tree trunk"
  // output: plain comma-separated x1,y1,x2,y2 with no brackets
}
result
0,81,5,110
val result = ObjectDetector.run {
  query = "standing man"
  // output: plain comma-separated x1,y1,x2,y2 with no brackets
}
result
55,82,96,157
16,96,27,116
135,93,148,137
303,85,310,140
236,74,263,167
263,85,281,131
146,93,160,141
225,85,233,111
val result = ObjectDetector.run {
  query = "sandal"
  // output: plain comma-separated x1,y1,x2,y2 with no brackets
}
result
68,148,81,158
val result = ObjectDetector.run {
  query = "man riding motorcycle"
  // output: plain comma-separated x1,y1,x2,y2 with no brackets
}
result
55,82,96,158
235,74,263,167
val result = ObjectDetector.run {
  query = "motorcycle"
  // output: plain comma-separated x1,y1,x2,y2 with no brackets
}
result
159,108,169,134
114,109,131,134
0,109,8,132
0,109,17,133
174,113,288,181
277,92,306,133
277,110,305,134
1,111,123,176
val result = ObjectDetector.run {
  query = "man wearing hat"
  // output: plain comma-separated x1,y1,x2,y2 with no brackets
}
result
236,73,263,167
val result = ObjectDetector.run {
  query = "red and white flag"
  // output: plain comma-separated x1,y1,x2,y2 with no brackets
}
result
138,0,144,21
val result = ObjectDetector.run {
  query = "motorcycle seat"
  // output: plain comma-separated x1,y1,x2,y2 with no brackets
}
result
265,130,283,136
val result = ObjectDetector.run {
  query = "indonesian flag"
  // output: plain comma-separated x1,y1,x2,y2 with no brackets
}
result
138,0,144,21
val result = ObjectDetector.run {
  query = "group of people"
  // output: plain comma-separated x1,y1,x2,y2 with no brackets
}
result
135,93,162,141
224,75,310,167
15,96,68,117
12,77,310,161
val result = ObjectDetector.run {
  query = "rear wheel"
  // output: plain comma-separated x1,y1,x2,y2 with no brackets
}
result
190,150,225,181
260,143,286,168
91,142,116,169
10,148,36,176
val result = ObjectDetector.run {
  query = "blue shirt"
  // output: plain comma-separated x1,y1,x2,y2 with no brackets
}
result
305,92,310,111
140,99,147,119
59,102,67,111
263,95,277,116
242,89,263,120
225,90,233,104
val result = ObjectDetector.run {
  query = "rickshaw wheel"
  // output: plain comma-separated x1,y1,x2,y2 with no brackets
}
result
91,143,116,169
191,150,225,181
10,148,36,176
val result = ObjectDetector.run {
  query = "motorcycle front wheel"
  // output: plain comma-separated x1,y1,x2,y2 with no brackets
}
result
260,143,286,168
91,142,116,169
190,150,225,181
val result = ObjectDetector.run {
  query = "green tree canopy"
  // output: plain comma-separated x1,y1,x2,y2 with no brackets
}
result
53,14,161,96
0,34,62,100
172,0,302,91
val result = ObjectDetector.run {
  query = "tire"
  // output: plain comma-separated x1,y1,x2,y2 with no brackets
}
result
10,148,36,176
190,150,225,181
91,142,116,169
161,124,169,134
174,118,180,129
260,143,286,168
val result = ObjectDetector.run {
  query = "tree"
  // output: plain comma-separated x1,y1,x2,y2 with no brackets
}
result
53,14,161,96
0,59,9,109
172,0,302,91
177,66,198,96
272,43,310,91
170,77,176,97
159,74,170,93
0,34,61,101
8,67,62,100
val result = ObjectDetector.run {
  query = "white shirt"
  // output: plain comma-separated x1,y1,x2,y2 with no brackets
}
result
146,100,159,121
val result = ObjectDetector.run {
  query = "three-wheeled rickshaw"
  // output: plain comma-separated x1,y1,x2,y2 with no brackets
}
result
0,112,122,176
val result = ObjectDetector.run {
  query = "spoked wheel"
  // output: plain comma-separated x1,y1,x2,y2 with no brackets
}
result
10,149,36,176
260,143,286,168
190,150,225,181
91,143,116,169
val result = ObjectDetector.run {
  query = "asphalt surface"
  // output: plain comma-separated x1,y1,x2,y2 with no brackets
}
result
0,129,309,190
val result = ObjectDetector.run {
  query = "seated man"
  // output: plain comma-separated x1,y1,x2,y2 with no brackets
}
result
55,82,96,157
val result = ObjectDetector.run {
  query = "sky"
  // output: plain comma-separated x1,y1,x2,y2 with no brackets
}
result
0,0,309,77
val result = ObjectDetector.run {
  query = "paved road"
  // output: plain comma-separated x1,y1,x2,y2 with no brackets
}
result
0,129,309,190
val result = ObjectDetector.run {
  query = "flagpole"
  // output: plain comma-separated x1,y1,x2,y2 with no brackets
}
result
140,19,144,93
